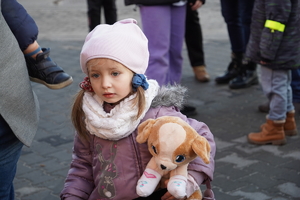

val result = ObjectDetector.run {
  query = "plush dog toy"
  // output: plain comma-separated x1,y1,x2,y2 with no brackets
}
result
136,116,211,200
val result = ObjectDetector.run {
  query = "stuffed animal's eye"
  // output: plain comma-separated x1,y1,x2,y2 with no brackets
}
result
175,155,185,163
152,146,157,154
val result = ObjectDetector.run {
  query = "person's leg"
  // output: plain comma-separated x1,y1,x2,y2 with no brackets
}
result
185,7,205,67
220,0,244,53
291,68,300,115
291,69,300,103
167,5,186,85
87,0,101,31
103,0,117,25
215,0,243,84
258,68,300,113
0,115,24,200
262,68,292,120
229,0,258,89
2,0,73,89
240,0,254,51
140,6,171,86
1,0,37,51
248,66,287,145
185,6,209,82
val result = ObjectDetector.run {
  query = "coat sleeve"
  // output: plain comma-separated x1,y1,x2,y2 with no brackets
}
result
60,133,95,200
259,0,292,61
147,106,216,184
186,117,216,184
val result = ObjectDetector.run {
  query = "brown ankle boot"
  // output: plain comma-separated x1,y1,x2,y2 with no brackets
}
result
284,111,298,136
193,65,210,82
260,111,298,136
248,119,286,145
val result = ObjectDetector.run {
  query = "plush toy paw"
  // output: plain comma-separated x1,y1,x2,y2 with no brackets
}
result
136,168,161,197
167,175,187,199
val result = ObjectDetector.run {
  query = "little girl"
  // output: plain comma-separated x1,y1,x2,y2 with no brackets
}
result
60,18,215,200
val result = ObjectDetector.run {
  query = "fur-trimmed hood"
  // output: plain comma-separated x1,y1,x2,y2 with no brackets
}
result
151,84,187,110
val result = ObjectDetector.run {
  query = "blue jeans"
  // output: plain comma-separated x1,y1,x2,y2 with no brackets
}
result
220,0,255,53
0,115,23,200
291,69,300,103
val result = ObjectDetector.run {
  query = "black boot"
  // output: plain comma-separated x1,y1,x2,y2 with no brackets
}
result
25,48,73,89
229,61,258,89
215,52,243,84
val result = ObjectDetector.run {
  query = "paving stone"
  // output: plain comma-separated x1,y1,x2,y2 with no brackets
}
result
18,170,54,185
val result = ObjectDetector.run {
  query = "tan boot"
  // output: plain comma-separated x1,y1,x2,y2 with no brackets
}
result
193,65,210,82
284,111,298,136
260,111,298,136
248,119,286,145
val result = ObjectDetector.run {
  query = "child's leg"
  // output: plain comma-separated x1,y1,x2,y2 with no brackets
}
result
1,0,37,51
248,66,288,145
23,41,42,59
2,0,73,89
261,67,293,120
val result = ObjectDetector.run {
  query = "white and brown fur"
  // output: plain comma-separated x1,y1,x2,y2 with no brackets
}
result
137,116,211,199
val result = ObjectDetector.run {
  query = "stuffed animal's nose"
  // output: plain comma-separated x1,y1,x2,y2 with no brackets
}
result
160,164,167,170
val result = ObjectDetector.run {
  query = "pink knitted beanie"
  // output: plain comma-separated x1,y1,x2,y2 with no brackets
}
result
80,18,149,75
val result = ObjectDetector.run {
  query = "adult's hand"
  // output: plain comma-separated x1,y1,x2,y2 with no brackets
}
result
190,0,203,10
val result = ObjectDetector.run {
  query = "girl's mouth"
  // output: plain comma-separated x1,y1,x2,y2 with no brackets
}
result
103,93,115,98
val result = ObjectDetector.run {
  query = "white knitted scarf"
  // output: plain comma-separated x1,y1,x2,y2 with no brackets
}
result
82,80,159,140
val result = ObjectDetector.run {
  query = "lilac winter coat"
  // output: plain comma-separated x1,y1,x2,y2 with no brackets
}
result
60,85,216,200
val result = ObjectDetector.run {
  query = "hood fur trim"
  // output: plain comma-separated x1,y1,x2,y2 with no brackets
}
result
151,84,187,109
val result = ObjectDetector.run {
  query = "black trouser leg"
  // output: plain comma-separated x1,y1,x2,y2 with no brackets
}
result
185,6,205,67
87,0,101,31
103,0,117,25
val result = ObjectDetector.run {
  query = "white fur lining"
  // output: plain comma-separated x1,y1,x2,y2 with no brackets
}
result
82,80,159,140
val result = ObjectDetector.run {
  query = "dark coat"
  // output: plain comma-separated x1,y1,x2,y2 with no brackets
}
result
245,0,300,70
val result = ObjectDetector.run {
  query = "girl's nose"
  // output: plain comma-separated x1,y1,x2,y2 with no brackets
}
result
101,76,111,88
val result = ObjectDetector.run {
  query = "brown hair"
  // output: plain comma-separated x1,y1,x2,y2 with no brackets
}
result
71,85,147,140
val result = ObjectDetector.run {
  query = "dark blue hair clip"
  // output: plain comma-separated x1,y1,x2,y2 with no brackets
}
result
132,74,149,92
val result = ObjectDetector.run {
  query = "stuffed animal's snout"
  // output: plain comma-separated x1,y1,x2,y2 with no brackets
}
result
160,164,167,170
158,162,177,171
155,157,177,171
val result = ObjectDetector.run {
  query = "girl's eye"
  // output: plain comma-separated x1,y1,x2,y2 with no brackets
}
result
112,72,120,76
175,155,185,163
91,73,99,78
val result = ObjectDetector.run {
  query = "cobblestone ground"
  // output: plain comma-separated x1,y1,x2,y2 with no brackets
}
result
14,0,300,199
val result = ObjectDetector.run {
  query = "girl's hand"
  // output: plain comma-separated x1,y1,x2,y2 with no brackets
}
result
260,61,269,65
190,0,203,10
161,191,187,200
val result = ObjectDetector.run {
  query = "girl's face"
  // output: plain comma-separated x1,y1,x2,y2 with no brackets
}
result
87,58,134,104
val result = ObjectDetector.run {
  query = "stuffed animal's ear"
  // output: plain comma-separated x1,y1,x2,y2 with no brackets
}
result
136,119,156,143
192,135,211,164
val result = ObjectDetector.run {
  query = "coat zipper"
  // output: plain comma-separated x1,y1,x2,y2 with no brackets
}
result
130,134,143,175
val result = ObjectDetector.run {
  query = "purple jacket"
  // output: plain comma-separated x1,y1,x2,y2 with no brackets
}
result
61,87,216,200
61,106,215,200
